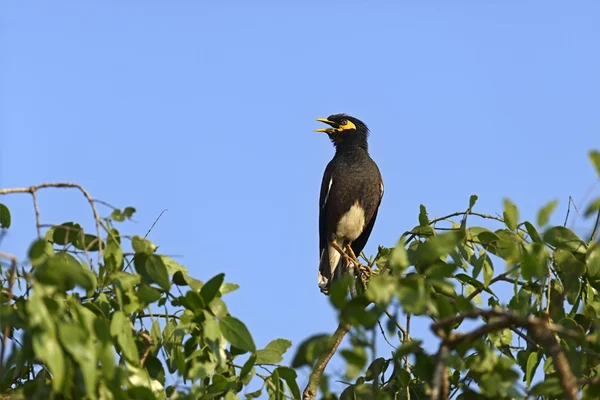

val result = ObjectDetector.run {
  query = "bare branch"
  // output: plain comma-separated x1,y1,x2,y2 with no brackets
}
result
144,209,168,239
0,183,104,265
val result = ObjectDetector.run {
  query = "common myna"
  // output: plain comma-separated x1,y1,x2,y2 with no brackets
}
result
315,114,383,294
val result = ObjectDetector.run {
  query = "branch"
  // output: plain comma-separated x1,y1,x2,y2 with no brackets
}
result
303,321,352,400
430,309,581,400
0,183,103,265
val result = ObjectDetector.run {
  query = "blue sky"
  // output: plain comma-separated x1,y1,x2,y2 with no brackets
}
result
2,0,600,395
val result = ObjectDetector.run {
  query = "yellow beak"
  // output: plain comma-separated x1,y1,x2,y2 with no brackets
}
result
315,118,338,133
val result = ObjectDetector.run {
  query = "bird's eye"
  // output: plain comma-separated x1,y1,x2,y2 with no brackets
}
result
340,119,347,126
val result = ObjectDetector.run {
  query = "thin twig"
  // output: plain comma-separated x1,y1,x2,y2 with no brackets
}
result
93,199,119,211
384,310,408,339
404,313,412,400
564,196,573,227
510,327,541,350
377,321,397,349
144,209,168,239
31,190,41,238
303,321,352,400
465,266,520,301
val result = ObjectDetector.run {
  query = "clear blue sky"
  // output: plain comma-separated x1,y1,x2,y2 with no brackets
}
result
2,0,599,395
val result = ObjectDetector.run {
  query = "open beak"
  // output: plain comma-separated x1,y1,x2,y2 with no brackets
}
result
315,118,339,134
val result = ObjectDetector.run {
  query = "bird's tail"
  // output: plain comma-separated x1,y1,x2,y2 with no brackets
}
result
318,242,345,295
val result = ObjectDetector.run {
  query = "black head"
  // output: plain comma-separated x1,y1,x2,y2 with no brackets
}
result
315,113,370,150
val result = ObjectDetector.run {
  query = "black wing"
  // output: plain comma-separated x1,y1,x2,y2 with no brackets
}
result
319,161,335,258
350,174,383,257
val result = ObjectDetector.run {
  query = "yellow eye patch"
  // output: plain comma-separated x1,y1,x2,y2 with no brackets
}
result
337,119,356,131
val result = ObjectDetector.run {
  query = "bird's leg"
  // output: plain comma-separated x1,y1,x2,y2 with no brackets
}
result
347,243,372,278
330,240,356,269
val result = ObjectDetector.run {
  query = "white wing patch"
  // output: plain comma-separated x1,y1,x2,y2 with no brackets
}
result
322,178,333,208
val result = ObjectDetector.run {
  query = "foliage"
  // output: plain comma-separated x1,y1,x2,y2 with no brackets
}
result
0,192,296,400
1,150,600,399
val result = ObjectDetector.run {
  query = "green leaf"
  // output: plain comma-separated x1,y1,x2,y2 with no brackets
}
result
503,198,519,231
245,389,262,399
469,194,478,209
395,339,423,359
398,278,428,314
584,198,600,218
132,235,157,253
110,311,139,366
134,254,171,291
209,297,229,318
58,323,97,398
111,207,137,222
0,203,11,228
529,377,563,396
240,354,256,378
328,275,352,309
203,314,220,341
276,366,300,399
104,237,124,272
418,204,429,227
554,249,586,276
522,242,549,281
365,358,387,382
341,347,367,379
587,244,600,278
160,255,188,276
589,150,600,178
200,273,225,304
32,334,66,394
543,226,586,254
53,222,83,245
291,334,329,368
255,339,292,364
523,221,542,244
35,252,96,292
366,274,397,305
73,234,102,252
488,327,512,347
28,238,53,267
220,282,240,295
416,232,459,264
524,351,540,388
219,316,256,353
172,270,203,292
483,254,494,287
389,239,410,272
137,284,162,305
537,200,558,227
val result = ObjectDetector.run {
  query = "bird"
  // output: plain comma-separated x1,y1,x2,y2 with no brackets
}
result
315,114,384,295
